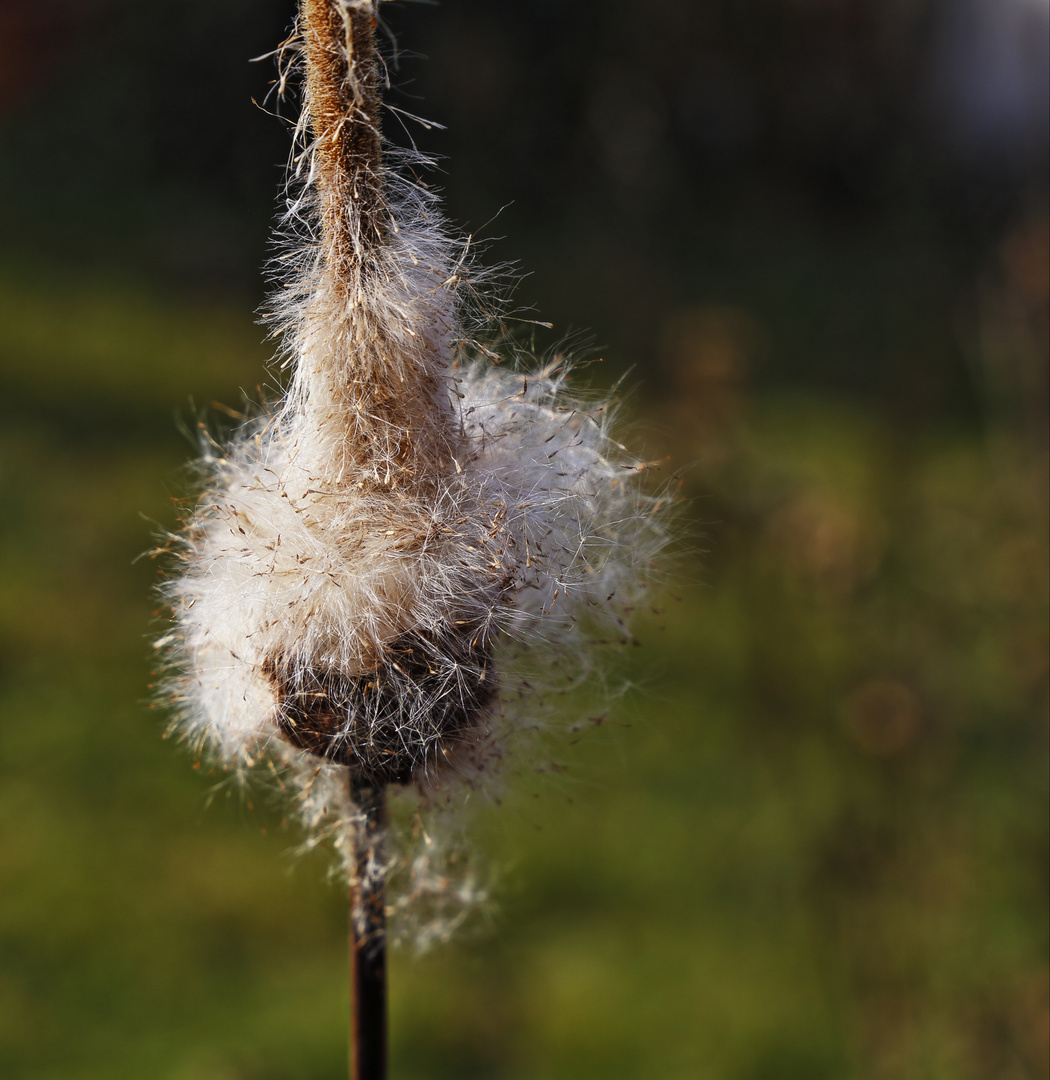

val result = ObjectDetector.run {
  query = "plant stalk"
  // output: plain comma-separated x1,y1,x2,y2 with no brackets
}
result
348,773,388,1080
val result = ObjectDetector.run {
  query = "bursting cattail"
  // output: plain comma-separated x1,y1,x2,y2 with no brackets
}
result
158,0,665,949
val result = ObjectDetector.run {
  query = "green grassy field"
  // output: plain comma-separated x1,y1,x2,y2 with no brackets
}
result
0,264,1046,1080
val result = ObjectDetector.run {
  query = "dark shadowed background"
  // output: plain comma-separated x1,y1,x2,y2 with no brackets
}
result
1,1,1047,1078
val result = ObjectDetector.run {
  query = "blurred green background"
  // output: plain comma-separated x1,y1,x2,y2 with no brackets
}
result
0,1,1047,1078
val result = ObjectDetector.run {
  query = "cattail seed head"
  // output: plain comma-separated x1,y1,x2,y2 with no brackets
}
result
158,0,669,933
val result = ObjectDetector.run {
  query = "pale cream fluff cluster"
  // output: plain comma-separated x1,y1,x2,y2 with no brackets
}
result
164,351,653,776
158,0,663,934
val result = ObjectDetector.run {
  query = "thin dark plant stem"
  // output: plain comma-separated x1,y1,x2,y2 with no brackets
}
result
347,773,388,1080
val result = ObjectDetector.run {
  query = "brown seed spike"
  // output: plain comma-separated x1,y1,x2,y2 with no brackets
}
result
301,0,386,271
265,628,500,786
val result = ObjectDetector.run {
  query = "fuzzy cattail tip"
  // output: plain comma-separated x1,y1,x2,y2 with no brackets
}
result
158,0,668,937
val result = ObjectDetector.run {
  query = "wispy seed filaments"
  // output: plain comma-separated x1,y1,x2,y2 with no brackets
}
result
159,0,667,945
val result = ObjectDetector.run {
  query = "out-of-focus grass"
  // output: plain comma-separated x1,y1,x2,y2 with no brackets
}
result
0,265,1046,1080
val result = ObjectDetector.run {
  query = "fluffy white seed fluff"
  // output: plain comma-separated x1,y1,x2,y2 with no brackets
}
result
165,362,653,764
158,0,665,935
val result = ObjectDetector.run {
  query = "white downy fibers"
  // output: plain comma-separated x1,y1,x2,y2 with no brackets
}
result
158,0,667,937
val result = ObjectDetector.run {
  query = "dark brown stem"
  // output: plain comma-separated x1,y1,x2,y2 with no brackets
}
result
301,0,386,269
348,773,388,1080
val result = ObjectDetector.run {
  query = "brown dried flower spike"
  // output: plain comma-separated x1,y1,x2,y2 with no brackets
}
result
302,0,385,258
266,628,499,786
268,0,504,787
162,0,664,1074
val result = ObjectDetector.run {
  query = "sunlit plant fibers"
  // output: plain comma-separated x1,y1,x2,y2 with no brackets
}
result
157,1,667,1073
